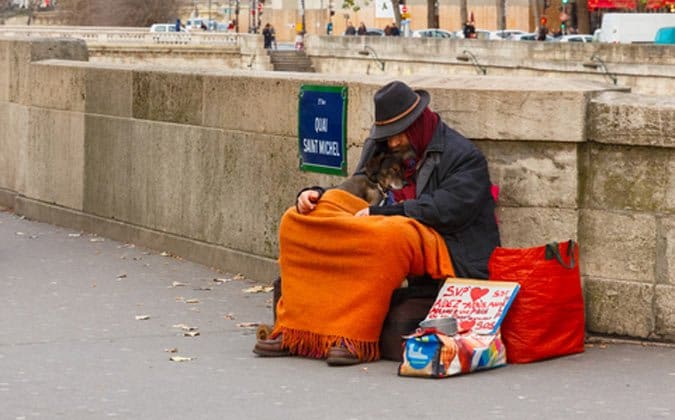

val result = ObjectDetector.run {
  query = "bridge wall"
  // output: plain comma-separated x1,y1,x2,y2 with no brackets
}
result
1,37,674,342
1,27,674,96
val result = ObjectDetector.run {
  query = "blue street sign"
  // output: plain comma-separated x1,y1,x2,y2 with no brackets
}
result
298,85,348,176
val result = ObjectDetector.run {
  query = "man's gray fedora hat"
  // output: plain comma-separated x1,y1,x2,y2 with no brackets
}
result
369,81,430,140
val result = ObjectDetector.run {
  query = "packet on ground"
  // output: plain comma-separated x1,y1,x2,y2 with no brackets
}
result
398,278,519,378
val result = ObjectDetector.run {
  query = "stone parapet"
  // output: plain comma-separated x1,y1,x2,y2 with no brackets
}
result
1,37,674,343
588,91,675,148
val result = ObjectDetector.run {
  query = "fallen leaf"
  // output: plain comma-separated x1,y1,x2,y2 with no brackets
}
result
183,331,200,337
170,281,187,288
90,237,104,242
160,251,170,257
193,287,212,291
16,232,25,236
169,356,194,362
223,313,235,320
213,278,232,284
175,296,185,302
242,286,273,294
172,324,198,331
135,315,150,320
68,233,81,238
185,298,200,304
237,322,260,328
233,273,245,281
164,348,178,353
117,273,127,279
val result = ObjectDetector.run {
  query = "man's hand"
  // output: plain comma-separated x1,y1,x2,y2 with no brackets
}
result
297,189,321,214
354,207,370,217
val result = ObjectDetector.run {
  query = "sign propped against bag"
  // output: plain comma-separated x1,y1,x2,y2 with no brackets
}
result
298,85,348,176
424,278,520,335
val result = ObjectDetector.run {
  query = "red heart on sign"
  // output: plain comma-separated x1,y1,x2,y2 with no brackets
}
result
470,287,489,301
458,319,476,332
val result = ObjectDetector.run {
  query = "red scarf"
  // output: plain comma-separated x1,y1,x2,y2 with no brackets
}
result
392,108,438,202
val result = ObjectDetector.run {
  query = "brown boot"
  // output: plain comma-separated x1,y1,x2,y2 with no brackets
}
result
326,345,361,366
252,334,291,357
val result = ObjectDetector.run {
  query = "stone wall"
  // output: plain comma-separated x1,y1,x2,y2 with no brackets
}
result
1,37,674,342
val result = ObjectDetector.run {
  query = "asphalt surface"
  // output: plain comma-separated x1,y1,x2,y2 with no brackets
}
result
1,207,675,420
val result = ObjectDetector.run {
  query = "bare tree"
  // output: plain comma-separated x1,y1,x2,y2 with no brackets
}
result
575,0,590,34
59,0,180,27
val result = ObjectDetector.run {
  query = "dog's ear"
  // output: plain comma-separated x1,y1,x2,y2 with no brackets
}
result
365,152,385,177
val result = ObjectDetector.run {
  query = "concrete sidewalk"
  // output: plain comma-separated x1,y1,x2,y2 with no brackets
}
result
1,207,674,420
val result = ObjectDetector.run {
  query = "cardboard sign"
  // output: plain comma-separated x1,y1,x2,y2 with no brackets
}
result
424,278,520,335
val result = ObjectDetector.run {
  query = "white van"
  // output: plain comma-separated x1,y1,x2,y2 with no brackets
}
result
594,13,675,43
150,23,177,33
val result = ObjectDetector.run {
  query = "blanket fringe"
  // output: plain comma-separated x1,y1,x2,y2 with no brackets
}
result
272,326,380,362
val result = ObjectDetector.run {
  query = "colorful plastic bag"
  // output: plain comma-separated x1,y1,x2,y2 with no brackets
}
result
398,330,507,378
488,240,585,363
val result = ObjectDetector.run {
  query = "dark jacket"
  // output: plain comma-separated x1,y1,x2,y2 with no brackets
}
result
356,121,500,279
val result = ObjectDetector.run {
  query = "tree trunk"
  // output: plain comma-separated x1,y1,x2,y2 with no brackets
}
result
531,0,542,29
497,0,506,30
576,0,590,34
426,0,437,28
460,0,467,28
390,0,401,27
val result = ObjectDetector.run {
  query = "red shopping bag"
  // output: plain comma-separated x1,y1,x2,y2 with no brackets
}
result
488,240,585,363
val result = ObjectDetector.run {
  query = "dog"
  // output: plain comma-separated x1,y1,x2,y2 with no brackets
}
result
336,150,408,205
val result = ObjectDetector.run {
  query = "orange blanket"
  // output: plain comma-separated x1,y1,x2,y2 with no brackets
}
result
273,189,455,361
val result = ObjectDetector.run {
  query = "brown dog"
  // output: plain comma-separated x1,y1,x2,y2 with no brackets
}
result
336,151,408,205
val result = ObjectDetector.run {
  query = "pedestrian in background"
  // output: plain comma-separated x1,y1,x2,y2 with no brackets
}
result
357,22,367,35
262,23,273,49
345,21,356,35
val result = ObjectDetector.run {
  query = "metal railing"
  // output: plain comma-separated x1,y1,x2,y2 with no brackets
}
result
0,26,242,46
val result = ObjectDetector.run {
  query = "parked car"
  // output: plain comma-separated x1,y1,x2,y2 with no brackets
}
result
489,29,527,40
454,29,492,40
412,28,458,39
149,23,178,33
654,26,675,44
344,27,384,36
556,34,594,43
511,32,554,41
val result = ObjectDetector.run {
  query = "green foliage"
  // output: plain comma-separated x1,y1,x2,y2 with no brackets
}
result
341,0,370,12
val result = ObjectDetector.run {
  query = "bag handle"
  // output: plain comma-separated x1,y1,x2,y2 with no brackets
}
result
545,240,576,269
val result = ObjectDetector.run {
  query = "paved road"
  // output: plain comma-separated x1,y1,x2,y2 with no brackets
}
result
1,207,674,420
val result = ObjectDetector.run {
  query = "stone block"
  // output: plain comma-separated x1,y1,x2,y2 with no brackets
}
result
584,277,654,338
410,75,593,142
0,103,29,193
588,92,675,148
8,39,88,106
581,143,673,213
202,74,300,136
85,66,133,117
0,41,8,102
657,216,675,286
132,70,203,125
579,209,656,283
480,140,578,208
30,61,86,112
82,115,133,221
0,103,12,190
496,207,578,248
655,285,675,340
23,108,85,210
